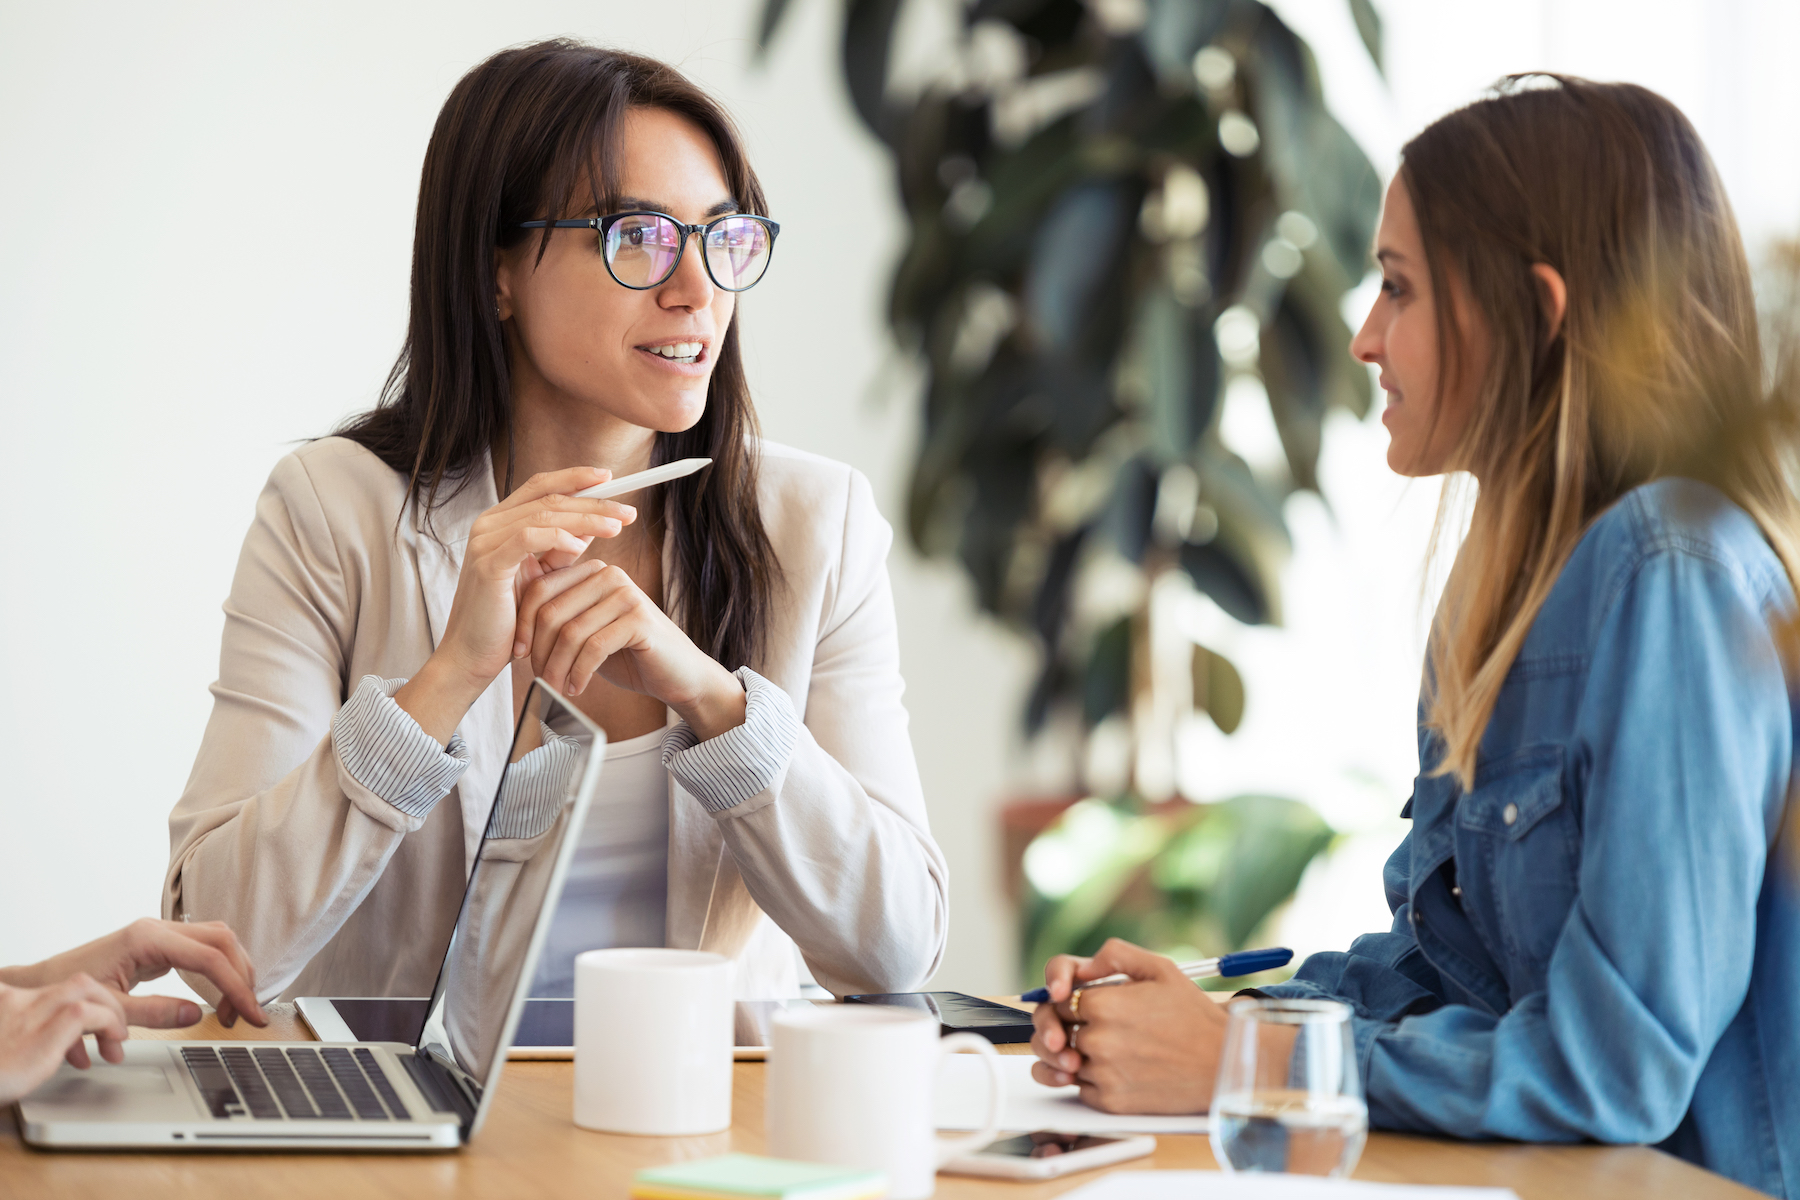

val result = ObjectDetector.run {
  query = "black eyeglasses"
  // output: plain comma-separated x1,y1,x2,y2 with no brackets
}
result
518,211,780,292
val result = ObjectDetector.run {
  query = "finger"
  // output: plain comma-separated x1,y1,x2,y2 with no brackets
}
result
472,504,623,562
43,988,128,1068
1031,1060,1075,1088
95,1029,126,1064
486,506,621,553
469,522,599,585
1087,937,1174,982
119,994,205,1029
491,467,612,513
191,922,261,1007
534,570,636,687
1032,1000,1066,1054
1030,1006,1084,1075
1040,954,1089,1003
138,926,265,1027
513,553,549,610
530,496,634,570
1076,1081,1122,1114
565,600,649,695
516,560,607,661
530,492,637,527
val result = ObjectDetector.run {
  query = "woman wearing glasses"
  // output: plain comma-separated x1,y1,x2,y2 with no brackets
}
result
163,41,946,1005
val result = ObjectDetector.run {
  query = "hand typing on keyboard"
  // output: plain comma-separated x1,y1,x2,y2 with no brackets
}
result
0,917,267,1104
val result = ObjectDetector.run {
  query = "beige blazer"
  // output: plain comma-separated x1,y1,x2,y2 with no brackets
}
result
164,436,948,1002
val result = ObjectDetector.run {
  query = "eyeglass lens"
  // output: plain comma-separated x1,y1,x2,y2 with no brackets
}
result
602,214,772,290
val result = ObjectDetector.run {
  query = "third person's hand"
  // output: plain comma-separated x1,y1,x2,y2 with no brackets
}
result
1028,938,1229,1115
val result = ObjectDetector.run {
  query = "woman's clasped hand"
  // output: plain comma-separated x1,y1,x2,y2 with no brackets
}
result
1029,937,1227,1115
0,918,266,1105
512,543,746,738
395,467,639,744
396,463,749,746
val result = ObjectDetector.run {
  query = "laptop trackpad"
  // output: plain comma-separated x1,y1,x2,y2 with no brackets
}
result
25,1056,192,1121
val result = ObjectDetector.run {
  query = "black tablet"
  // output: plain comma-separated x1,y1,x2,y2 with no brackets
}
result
840,991,1035,1043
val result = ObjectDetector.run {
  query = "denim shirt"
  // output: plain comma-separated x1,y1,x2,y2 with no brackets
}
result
1267,478,1800,1198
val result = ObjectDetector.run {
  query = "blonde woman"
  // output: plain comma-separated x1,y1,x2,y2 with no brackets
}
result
1028,76,1800,1198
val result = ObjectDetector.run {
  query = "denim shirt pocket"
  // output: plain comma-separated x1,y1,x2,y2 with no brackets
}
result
1456,745,1579,983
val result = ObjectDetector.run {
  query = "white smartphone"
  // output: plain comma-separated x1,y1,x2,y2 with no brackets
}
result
940,1131,1157,1180
571,457,711,500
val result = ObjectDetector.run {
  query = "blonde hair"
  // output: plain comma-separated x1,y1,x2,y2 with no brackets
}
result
1404,75,1800,789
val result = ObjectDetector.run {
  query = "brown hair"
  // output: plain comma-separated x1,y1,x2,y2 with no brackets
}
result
336,39,779,671
1403,74,1800,787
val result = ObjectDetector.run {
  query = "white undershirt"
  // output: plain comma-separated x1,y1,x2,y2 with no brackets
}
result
528,726,671,997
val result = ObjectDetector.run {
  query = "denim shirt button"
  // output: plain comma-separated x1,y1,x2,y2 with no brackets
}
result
1502,802,1519,826
1410,910,1420,925
1452,885,1462,898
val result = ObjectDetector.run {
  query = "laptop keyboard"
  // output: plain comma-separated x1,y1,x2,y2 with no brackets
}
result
178,1045,412,1121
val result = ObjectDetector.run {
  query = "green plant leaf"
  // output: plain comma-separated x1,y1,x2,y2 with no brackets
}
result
1210,795,1335,947
754,0,797,59
842,0,907,144
1103,456,1160,565
1025,181,1136,350
1294,111,1381,285
1136,283,1221,462
1139,0,1231,88
1179,541,1267,625
1348,0,1383,74
1024,800,1175,974
1083,615,1133,726
1151,803,1234,893
1192,645,1245,733
1260,291,1326,491
974,0,1087,47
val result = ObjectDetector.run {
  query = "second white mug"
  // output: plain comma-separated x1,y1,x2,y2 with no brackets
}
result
572,948,734,1136
766,1005,1004,1200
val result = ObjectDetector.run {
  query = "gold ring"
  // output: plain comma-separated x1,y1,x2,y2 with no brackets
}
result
1069,988,1083,1022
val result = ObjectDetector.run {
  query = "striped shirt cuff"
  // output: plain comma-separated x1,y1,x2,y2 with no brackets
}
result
332,675,471,820
661,667,798,813
486,725,583,840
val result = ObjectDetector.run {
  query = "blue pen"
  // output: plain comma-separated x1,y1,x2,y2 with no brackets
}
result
1020,947,1293,1004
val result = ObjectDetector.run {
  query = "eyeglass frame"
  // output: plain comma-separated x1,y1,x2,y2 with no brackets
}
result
517,210,781,293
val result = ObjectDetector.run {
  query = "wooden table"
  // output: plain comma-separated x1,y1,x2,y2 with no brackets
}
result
0,1004,1763,1199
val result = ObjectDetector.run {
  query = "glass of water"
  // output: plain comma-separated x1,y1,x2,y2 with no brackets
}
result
1210,998,1368,1177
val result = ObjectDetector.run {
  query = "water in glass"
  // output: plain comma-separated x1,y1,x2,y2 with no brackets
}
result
1210,998,1367,1177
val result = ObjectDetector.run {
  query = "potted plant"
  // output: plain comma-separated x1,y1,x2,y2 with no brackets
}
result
760,0,1383,983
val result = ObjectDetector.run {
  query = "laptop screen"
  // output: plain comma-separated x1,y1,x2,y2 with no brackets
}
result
413,680,603,1111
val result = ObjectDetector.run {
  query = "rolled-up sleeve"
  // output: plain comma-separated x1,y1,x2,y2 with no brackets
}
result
332,675,470,820
660,669,799,813
486,725,583,840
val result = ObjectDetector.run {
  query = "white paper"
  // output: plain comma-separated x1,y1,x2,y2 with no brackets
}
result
934,1053,1210,1135
1052,1171,1519,1200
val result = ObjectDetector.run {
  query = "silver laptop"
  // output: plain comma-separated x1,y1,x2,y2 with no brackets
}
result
16,679,604,1151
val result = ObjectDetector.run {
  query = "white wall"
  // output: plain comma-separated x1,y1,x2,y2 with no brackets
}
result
1,0,1795,998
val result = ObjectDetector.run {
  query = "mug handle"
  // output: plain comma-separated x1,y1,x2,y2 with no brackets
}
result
932,1032,1005,1166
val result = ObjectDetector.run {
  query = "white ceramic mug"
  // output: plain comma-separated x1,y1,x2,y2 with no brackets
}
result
766,1005,1004,1200
572,948,733,1135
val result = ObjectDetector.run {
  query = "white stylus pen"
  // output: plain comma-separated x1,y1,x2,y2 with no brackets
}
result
571,457,712,500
